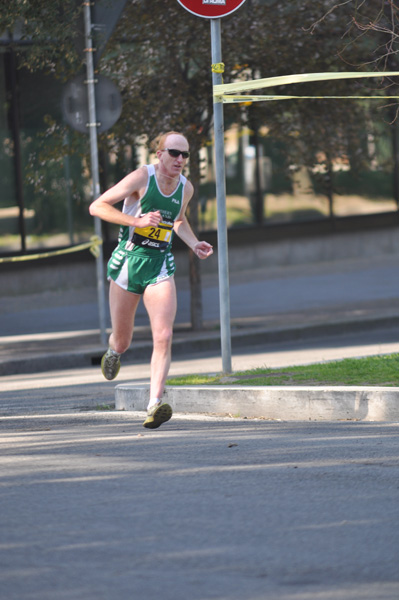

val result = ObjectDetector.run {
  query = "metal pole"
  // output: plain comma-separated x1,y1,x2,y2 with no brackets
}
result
211,18,232,374
83,1,108,346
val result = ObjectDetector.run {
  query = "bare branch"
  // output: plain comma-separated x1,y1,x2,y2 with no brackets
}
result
304,1,354,34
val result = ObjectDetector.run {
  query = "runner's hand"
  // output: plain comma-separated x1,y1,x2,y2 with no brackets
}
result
138,211,162,227
193,241,213,259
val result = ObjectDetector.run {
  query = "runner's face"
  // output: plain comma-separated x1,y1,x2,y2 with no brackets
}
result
158,135,189,176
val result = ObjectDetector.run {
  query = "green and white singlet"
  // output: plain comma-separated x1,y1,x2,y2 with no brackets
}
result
107,164,186,295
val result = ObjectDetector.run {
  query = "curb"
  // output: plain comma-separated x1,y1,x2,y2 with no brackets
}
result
115,384,399,422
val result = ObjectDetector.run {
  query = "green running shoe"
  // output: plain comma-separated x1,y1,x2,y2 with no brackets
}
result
101,348,121,381
143,401,172,429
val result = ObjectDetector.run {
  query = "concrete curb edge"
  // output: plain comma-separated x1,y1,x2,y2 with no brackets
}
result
115,384,399,422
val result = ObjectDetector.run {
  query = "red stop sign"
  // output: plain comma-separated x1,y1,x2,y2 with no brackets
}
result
177,0,247,19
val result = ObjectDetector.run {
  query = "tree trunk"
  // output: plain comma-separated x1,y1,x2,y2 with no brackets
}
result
389,98,399,211
325,152,334,220
187,143,203,331
252,126,264,225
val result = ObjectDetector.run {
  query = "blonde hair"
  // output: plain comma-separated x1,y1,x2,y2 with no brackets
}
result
154,131,188,152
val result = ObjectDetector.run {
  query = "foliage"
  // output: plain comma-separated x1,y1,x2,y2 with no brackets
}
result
104,2,213,153
2,0,399,319
24,117,92,235
100,0,398,220
0,0,83,77
232,2,394,173
3,0,397,216
2,1,398,177
310,0,399,71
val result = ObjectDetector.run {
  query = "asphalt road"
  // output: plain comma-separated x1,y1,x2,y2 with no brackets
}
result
1,351,399,600
1,409,399,600
1,255,399,336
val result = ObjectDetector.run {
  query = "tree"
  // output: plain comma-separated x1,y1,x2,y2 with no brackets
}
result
227,1,399,218
0,0,82,76
308,0,399,208
104,0,381,325
2,0,397,325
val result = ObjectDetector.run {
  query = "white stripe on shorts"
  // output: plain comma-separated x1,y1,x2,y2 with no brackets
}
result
114,258,129,290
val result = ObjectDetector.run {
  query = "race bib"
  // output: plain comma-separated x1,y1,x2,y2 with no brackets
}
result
132,221,173,251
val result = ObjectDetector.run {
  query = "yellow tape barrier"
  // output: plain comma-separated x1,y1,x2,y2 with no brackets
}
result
0,235,102,264
213,70,399,103
219,94,399,103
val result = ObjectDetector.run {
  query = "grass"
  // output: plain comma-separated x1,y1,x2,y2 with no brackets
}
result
166,354,399,387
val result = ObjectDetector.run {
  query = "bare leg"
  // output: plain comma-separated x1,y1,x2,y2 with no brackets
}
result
143,277,177,399
108,280,141,354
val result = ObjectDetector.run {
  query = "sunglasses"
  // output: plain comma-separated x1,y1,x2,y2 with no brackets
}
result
164,148,190,159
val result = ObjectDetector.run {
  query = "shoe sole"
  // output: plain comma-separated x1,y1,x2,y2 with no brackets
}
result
143,403,173,429
101,354,121,381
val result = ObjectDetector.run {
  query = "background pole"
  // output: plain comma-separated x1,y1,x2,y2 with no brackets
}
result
211,18,232,374
83,1,108,346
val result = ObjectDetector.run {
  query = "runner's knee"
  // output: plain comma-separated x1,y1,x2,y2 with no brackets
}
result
152,326,173,349
110,334,131,355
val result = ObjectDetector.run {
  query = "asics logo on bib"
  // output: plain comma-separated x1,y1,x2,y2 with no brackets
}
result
141,239,161,248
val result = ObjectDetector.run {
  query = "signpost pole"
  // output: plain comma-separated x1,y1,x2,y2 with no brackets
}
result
211,18,232,374
83,1,108,346
176,0,248,373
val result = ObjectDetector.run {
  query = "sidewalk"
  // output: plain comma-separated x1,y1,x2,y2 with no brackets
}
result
1,254,399,376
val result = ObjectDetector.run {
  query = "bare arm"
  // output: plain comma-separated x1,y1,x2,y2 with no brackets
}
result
173,181,213,260
89,167,161,229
